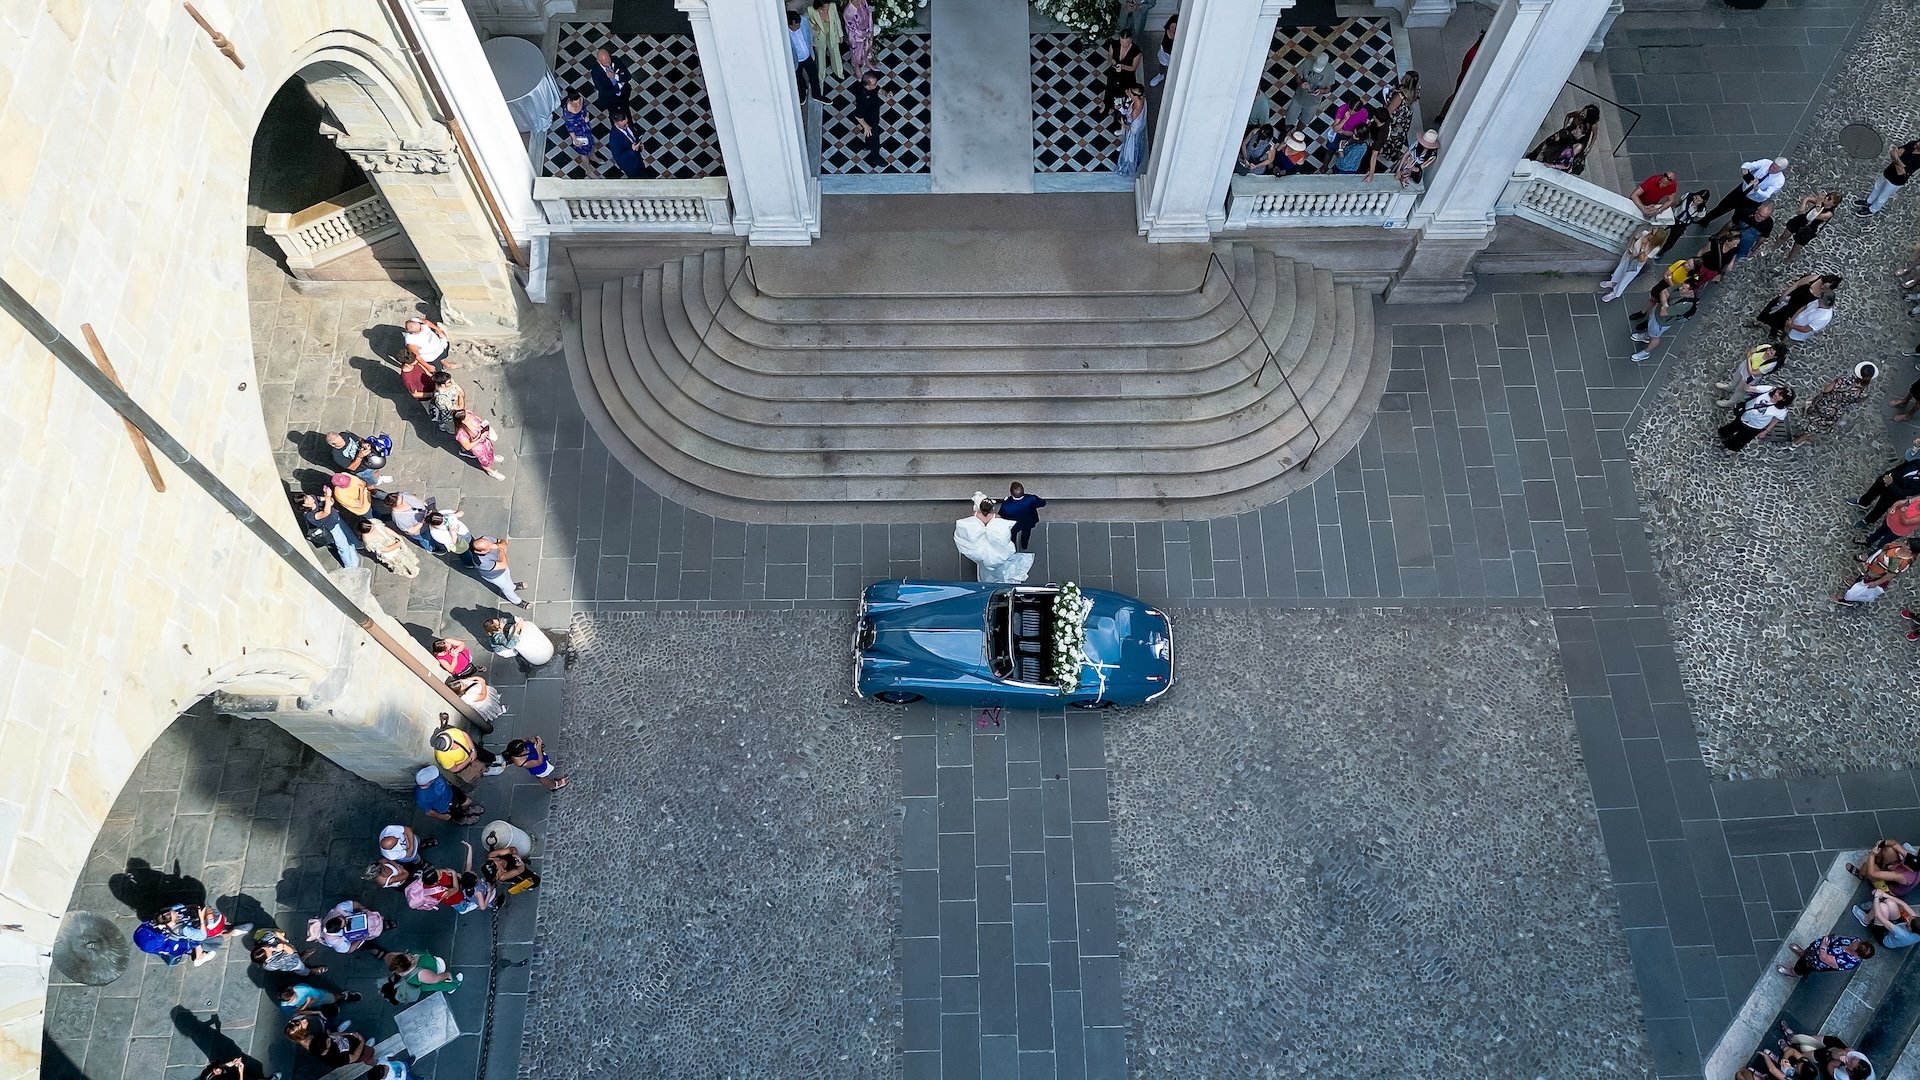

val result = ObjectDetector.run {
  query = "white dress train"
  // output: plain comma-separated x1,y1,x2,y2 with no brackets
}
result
954,516,1035,584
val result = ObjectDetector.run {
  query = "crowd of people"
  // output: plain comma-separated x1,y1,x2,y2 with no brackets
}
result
1230,63,1438,188
134,696,566,1079
1590,130,1920,625
292,316,533,611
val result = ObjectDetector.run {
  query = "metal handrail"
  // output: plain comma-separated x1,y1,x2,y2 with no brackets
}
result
692,252,759,363
1200,251,1321,467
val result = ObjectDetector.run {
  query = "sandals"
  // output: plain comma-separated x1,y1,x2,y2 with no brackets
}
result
1776,964,1800,976
550,776,569,791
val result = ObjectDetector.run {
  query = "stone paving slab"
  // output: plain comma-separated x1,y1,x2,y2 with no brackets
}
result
43,704,549,1080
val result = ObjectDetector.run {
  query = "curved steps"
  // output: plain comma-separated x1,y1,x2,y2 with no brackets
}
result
563,243,1388,524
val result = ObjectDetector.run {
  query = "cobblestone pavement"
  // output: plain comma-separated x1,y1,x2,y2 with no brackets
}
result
43,704,549,1080
1106,608,1641,1078
1626,0,1920,779
522,610,897,1078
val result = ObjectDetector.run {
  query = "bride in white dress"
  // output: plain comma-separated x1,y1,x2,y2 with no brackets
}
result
955,493,1035,584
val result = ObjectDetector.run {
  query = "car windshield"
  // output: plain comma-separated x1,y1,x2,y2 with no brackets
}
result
988,590,1055,683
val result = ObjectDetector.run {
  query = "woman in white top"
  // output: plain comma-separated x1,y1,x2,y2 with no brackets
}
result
954,494,1035,584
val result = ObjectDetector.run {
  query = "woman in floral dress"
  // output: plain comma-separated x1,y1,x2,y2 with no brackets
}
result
1378,71,1419,161
451,408,506,480
843,0,875,79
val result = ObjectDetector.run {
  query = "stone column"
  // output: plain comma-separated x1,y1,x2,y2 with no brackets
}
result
675,0,820,245
337,124,528,332
406,0,542,240
1136,0,1290,243
1387,0,1612,303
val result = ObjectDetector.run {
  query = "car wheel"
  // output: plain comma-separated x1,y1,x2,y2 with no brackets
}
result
1069,700,1115,710
874,691,924,704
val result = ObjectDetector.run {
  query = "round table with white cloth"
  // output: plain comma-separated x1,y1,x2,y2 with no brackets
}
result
482,35,561,134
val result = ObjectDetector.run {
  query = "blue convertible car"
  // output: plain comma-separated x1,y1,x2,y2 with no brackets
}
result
854,580,1175,708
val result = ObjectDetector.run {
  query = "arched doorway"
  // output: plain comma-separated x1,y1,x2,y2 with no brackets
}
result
253,36,527,332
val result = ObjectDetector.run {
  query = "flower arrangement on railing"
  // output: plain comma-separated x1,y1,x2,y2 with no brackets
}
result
1033,0,1116,35
872,0,927,34
1051,582,1095,691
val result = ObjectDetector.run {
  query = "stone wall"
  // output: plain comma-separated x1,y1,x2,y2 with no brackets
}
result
0,2,501,1074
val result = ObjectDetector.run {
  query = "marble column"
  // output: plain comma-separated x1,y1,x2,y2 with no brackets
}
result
1135,0,1290,244
1387,0,1612,302
676,0,820,245
407,0,541,241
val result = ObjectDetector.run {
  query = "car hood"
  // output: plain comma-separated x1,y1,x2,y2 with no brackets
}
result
1082,595,1171,678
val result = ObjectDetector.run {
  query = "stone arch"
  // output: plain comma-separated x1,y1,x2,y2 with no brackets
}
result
255,31,525,329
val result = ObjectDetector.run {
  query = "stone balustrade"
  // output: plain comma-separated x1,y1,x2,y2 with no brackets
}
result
532,176,734,235
1222,173,1424,230
261,184,403,270
1494,159,1671,254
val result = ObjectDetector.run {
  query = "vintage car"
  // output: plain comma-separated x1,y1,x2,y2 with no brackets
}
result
853,580,1175,708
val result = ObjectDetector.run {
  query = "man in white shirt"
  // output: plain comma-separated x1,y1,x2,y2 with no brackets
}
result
1785,293,1836,342
403,316,454,370
786,10,819,102
1703,155,1788,226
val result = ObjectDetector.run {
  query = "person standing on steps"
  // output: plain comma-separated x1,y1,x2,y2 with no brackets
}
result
999,482,1047,552
1857,134,1920,216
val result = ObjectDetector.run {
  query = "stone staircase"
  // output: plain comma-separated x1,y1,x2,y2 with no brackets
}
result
1712,851,1920,1080
562,242,1388,524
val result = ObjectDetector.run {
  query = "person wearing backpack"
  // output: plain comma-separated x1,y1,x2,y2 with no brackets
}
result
1715,342,1786,408
326,431,393,486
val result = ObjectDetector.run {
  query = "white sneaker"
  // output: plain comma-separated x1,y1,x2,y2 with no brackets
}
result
1631,350,1652,362
376,474,393,485
484,761,507,776
1714,382,1731,391
487,469,507,481
1631,332,1650,343
1715,398,1733,408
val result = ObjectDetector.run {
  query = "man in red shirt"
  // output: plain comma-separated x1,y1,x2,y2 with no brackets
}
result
1632,171,1679,217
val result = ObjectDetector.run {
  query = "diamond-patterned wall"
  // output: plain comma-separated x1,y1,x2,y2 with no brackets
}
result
1030,19,1399,174
540,23,931,179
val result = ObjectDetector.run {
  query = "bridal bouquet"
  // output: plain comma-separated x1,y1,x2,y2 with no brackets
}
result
1051,582,1095,691
872,0,926,33
1033,0,1116,35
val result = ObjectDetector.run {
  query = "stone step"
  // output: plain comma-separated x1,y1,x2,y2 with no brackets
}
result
623,266,1361,450
565,240,1385,523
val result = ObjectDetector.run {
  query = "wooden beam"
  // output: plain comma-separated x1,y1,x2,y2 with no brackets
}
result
182,3,246,70
79,324,167,493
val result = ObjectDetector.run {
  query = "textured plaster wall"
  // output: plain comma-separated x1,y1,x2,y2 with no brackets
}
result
0,1,482,1074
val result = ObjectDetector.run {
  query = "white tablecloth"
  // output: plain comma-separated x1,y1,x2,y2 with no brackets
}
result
483,36,560,134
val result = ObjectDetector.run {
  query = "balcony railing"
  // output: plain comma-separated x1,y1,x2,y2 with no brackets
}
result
262,184,402,270
1223,173,1423,230
531,177,733,236
1494,159,1671,253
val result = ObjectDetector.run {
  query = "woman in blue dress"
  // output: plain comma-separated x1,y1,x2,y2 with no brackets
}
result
1115,85,1148,178
559,90,596,175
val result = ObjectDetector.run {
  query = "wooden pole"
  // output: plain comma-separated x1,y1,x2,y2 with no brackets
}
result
182,3,246,70
79,324,168,493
